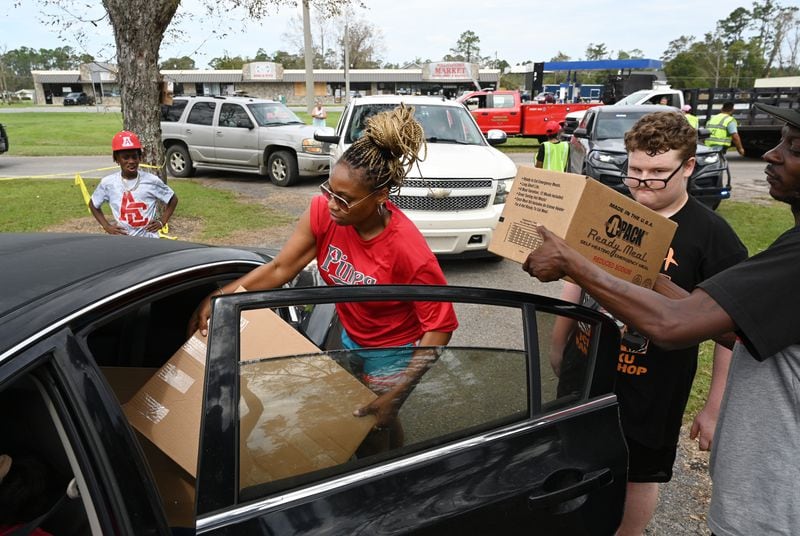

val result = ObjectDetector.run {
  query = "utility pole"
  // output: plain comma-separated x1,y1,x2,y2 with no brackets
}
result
344,11,350,106
302,0,315,114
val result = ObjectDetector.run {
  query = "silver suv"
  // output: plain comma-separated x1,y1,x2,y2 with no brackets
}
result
160,96,329,186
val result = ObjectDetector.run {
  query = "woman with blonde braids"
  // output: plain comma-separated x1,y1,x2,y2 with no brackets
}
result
190,105,458,448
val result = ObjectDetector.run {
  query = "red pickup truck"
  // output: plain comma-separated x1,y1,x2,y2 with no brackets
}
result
458,90,599,140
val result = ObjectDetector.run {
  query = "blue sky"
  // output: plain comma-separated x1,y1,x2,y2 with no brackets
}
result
3,0,754,69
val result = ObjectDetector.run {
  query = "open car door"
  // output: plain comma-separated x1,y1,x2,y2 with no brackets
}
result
196,285,626,535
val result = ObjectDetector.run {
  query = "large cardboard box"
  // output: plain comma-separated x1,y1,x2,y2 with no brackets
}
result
490,165,678,289
123,297,377,483
103,367,195,528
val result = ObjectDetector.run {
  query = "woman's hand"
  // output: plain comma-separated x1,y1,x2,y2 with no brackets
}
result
187,293,215,338
354,391,401,430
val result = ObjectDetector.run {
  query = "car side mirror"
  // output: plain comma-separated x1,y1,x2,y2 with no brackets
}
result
696,127,711,141
314,127,339,144
573,127,588,138
237,119,254,129
486,129,507,146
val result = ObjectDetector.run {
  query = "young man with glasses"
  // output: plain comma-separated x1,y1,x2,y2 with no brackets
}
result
549,111,747,536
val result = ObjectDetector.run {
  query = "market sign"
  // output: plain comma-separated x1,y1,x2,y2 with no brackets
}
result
243,62,284,81
421,62,479,81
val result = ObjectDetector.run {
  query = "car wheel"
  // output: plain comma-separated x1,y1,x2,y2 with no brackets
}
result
165,145,195,178
268,150,299,187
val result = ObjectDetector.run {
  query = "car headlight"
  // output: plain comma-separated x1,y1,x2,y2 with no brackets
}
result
696,153,720,165
302,138,326,154
494,177,514,205
589,151,627,166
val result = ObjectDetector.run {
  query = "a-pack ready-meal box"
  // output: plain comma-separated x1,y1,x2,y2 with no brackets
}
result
490,165,677,289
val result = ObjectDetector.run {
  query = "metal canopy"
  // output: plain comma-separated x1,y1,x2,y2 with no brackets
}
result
543,59,664,71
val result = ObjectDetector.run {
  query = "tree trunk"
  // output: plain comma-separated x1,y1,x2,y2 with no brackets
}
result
103,0,180,181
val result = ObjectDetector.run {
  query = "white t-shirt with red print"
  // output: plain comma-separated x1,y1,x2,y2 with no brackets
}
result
91,170,175,237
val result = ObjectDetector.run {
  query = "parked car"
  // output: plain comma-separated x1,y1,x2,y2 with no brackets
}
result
0,233,626,535
160,95,329,186
568,105,731,210
315,95,518,258
0,123,8,154
63,92,90,106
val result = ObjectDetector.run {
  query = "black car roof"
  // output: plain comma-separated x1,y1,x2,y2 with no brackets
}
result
0,233,270,361
0,233,261,319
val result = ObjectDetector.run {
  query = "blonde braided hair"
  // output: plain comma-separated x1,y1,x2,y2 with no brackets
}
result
341,104,427,192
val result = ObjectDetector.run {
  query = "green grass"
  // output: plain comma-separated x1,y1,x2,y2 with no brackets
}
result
684,199,793,421
2,112,124,156
497,136,541,153
0,110,344,157
0,178,291,241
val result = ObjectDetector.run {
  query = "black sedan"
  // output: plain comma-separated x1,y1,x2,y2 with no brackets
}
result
0,233,626,535
568,105,731,209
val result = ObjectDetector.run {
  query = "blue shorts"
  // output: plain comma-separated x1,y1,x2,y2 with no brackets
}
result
340,331,414,393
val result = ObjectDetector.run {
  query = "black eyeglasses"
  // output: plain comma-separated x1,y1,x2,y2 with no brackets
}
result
320,180,388,213
622,160,687,190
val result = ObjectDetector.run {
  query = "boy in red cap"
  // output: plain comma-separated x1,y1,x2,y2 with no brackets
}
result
90,131,178,237
535,121,569,171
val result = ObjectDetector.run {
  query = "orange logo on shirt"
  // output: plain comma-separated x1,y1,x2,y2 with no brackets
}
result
663,247,678,271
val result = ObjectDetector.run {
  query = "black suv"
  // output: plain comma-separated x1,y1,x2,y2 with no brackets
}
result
63,92,90,105
568,105,731,210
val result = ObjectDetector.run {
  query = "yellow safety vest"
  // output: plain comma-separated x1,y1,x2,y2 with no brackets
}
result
542,141,569,171
705,113,735,147
685,113,699,129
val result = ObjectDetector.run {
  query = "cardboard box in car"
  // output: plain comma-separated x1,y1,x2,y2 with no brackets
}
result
102,366,195,528
122,296,377,482
489,165,677,289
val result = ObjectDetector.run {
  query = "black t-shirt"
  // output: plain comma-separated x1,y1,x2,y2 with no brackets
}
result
699,225,800,360
560,197,748,448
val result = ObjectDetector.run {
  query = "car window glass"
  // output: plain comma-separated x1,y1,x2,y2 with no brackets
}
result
229,297,603,501
219,104,251,128
186,102,217,126
0,367,94,534
346,104,395,143
492,94,515,109
161,100,188,122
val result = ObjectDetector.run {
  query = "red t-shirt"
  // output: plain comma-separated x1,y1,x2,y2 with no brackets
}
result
310,195,458,347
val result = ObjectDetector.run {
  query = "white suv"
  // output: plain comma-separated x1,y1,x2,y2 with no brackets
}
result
315,95,517,258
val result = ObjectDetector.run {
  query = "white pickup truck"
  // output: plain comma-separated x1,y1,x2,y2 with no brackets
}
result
562,84,684,138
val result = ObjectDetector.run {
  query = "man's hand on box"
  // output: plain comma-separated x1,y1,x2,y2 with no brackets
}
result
522,226,571,282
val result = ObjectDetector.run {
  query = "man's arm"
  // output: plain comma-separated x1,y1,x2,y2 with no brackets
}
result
522,226,737,349
690,343,731,450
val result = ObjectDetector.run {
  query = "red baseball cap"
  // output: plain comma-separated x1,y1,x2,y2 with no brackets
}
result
112,130,142,152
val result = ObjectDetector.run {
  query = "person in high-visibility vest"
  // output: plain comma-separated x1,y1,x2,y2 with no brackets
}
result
704,102,746,156
681,104,699,129
535,121,569,171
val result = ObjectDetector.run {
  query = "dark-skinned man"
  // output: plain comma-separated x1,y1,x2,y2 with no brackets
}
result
522,103,800,536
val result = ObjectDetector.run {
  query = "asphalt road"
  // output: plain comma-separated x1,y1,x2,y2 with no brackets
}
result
0,151,772,198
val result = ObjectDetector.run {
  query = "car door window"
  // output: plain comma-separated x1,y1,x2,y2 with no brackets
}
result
161,99,188,122
186,102,217,126
219,103,251,128
197,285,622,528
0,356,96,535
